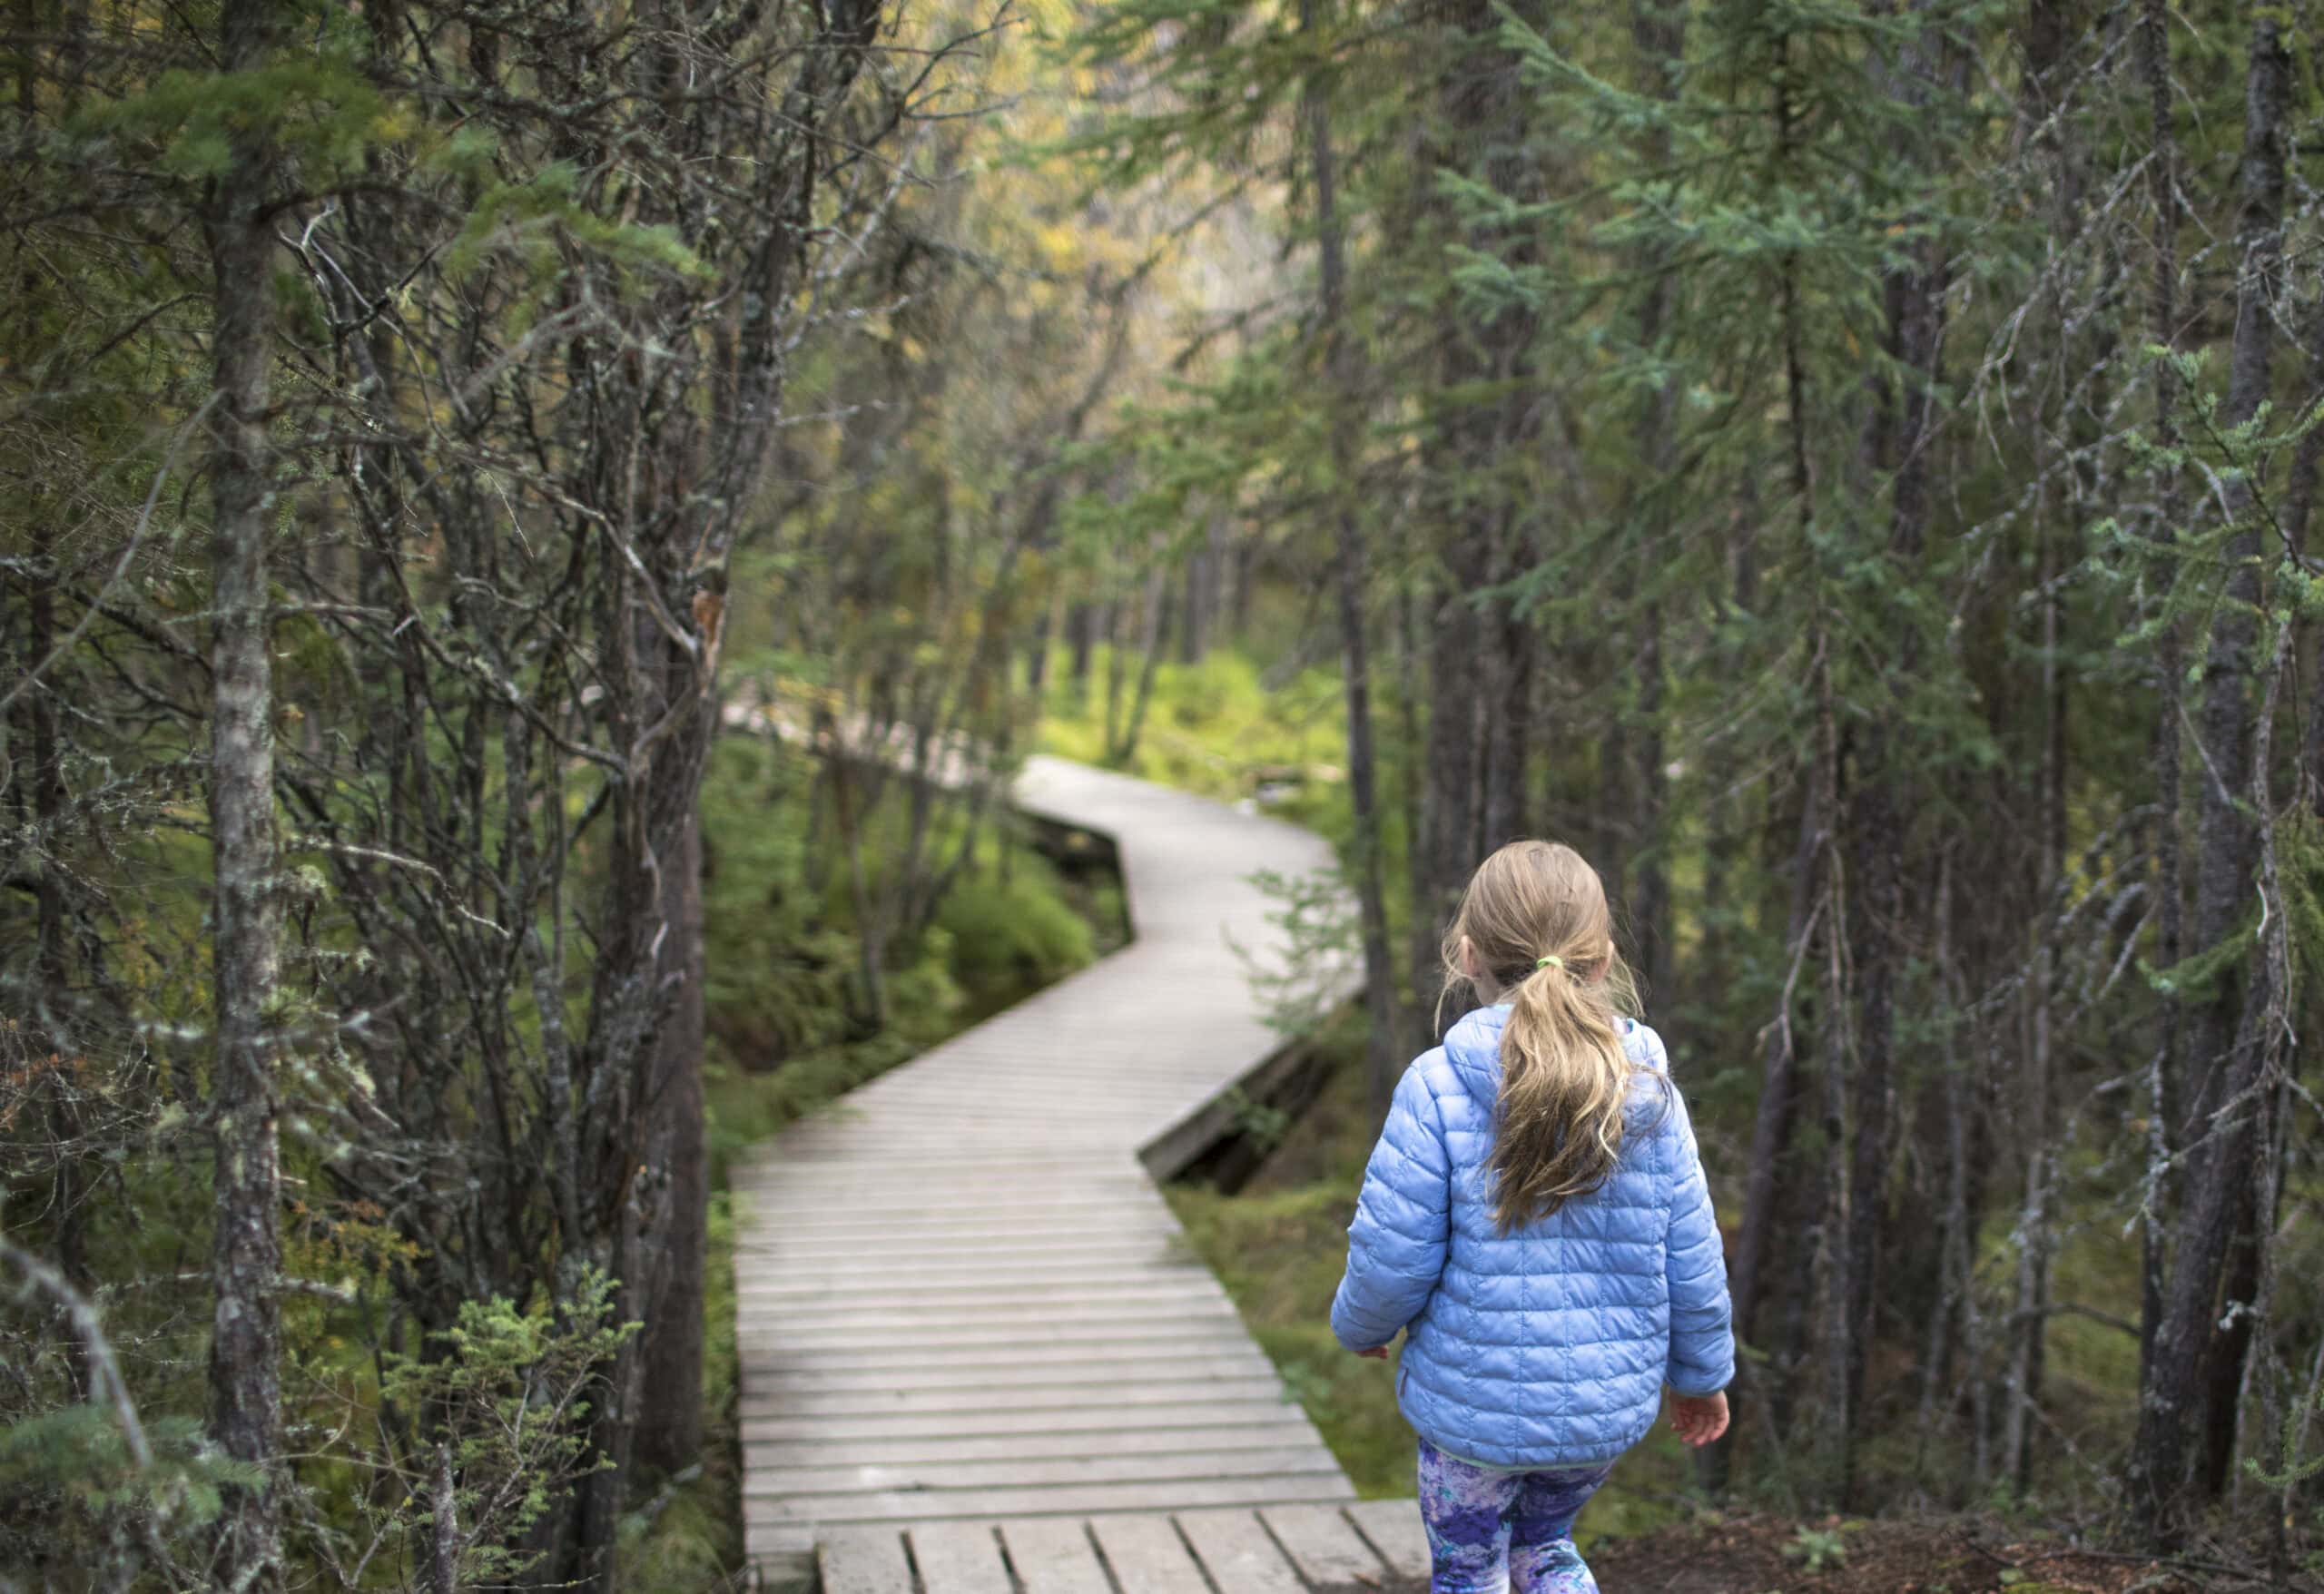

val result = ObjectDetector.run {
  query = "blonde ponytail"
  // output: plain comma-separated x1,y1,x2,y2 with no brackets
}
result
1441,841,1650,1234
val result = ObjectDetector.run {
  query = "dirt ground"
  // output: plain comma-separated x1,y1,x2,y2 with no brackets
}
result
1574,1511,2291,1594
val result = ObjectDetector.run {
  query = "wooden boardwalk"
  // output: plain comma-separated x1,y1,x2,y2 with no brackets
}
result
734,757,1424,1590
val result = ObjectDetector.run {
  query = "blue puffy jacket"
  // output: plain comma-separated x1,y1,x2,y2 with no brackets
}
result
1330,1004,1734,1469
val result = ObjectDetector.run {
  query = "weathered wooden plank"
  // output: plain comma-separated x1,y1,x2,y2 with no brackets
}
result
741,1375,1288,1420
1087,1514,1213,1594
734,1264,1217,1301
1263,1502,1392,1591
738,1400,1327,1444
737,1264,1197,1294
908,1520,1011,1594
815,1526,911,1594
757,1208,1172,1232
736,1297,1238,1333
1175,1509,1309,1594
734,1243,1187,1274
738,1225,1181,1255
741,1235,1183,1264
742,1421,1328,1471
747,1472,1353,1525
744,1444,1344,1498
733,1277,1226,1307
738,1322,1265,1357
1344,1500,1431,1586
996,1519,1110,1594
734,1201,1167,1225
743,1340,1270,1378
750,1353,1277,1395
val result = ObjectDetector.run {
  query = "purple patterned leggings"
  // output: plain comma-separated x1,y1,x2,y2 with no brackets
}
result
1416,1437,1609,1594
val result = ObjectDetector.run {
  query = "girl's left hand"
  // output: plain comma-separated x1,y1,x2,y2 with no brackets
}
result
1355,1345,1390,1360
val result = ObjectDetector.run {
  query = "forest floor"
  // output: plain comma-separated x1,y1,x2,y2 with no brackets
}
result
1579,1511,2240,1593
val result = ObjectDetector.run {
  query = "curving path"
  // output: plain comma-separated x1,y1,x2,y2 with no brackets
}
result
734,756,1429,1590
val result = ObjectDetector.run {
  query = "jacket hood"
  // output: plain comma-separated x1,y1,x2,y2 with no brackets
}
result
1441,1003,1512,1114
1441,1001,1664,1120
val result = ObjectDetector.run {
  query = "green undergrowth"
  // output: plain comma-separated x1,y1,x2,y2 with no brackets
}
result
1164,1032,1701,1547
1038,645,1355,831
693,732,1124,1178
623,732,1125,1590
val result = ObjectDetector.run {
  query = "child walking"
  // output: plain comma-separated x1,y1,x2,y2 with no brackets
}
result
1332,841,1734,1593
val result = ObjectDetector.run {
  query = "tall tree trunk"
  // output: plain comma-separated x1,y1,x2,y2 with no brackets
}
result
1811,644,1859,1497
1228,537,1257,643
1180,520,1224,665
1303,0,1402,1111
2002,5,2083,1495
1704,776,1820,1491
2133,0,2184,1404
1621,0,1683,1005
1478,536,1531,851
2128,7,2292,1542
1830,9,1953,1503
203,0,286,1580
633,809,707,1479
2003,509,2069,1497
1113,570,1171,763
1067,603,1095,694
1630,611,1669,1000
1411,0,1531,1035
1027,591,1059,694
2293,298,2324,793
1413,561,1483,1037
1103,600,1128,754
22,520,92,1396
1397,587,1433,1056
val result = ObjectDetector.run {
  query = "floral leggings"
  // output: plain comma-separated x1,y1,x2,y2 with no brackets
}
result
1417,1437,1610,1594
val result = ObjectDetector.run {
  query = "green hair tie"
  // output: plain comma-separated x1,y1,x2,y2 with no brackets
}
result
1535,955,1563,970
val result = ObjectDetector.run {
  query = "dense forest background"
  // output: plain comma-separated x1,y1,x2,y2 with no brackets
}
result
4,0,2322,1587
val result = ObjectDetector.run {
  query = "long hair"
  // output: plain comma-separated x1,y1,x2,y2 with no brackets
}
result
1441,840,1649,1234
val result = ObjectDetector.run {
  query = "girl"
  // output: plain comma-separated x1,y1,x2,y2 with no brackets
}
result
1333,840,1734,1593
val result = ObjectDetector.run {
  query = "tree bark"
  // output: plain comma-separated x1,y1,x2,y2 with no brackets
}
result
1410,0,1533,1037
1303,0,1403,1112
202,0,286,1581
1067,603,1095,693
2133,0,2184,1405
1703,776,1819,1491
2128,6,2292,1542
633,809,707,1479
1620,0,1683,1007
1478,550,1531,852
1113,568,1171,763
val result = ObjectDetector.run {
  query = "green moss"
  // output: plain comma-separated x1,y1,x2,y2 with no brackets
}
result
932,861,1098,1020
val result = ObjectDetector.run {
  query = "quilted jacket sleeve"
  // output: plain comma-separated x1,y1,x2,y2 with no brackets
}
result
1662,1082,1736,1395
1330,1061,1451,1352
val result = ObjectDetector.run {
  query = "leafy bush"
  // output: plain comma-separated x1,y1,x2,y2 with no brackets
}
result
931,862,1097,1018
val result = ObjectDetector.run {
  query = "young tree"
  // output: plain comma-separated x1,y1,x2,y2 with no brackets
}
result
201,0,290,1580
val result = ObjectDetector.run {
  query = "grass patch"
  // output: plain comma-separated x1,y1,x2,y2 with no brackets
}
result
1038,646,1353,826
